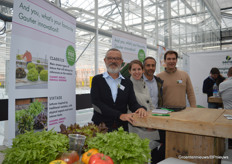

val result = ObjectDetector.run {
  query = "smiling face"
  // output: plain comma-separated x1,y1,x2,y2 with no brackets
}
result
164,53,177,71
104,50,123,74
129,63,143,80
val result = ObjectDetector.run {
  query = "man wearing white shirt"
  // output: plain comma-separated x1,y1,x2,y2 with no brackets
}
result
143,56,164,164
91,48,146,132
143,57,163,108
219,67,232,109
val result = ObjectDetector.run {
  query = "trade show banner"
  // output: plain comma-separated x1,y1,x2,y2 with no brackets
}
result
157,45,167,73
8,0,76,144
189,50,232,108
112,29,147,63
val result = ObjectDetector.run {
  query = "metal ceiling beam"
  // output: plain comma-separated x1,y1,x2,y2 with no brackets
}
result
203,0,221,25
127,11,208,27
0,0,13,8
180,0,197,15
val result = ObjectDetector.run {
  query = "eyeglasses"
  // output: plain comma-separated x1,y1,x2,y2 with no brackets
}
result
106,57,122,61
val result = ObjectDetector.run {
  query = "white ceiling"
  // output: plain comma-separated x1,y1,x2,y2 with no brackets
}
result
217,0,232,9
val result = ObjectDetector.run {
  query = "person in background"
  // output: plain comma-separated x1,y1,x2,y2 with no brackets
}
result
157,50,196,108
203,67,225,108
216,73,226,86
128,59,161,164
219,67,232,109
22,50,32,65
90,48,146,132
142,57,165,164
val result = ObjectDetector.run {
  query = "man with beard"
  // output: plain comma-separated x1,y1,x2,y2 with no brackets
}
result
143,57,164,164
91,48,146,132
143,57,163,108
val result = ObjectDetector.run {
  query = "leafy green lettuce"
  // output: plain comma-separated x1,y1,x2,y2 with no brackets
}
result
87,127,151,164
2,130,69,164
27,68,38,81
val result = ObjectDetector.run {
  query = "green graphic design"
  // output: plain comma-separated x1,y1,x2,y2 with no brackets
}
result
138,49,146,62
226,56,231,61
66,45,76,66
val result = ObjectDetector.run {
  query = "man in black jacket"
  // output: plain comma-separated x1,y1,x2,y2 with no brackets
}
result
203,67,225,108
91,48,146,132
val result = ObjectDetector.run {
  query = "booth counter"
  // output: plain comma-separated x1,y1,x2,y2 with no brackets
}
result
133,107,232,164
208,96,223,104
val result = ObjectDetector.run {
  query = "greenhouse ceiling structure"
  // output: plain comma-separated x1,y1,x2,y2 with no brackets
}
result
0,0,232,89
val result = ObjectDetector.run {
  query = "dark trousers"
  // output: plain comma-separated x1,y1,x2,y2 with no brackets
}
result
151,130,166,164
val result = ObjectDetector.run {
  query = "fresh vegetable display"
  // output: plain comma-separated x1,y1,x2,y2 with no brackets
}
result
27,68,39,81
27,62,36,70
81,148,99,164
40,70,48,81
60,123,108,150
87,127,151,164
2,130,69,164
89,153,114,164
16,67,26,78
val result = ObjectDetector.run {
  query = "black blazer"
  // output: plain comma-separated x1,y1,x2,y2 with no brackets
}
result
203,77,215,98
90,74,142,131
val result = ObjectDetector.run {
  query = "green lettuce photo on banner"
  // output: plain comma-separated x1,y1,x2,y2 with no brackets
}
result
66,45,76,66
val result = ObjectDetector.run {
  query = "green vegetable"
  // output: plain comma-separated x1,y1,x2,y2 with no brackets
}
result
27,68,38,81
34,112,47,129
60,123,108,151
87,127,151,164
27,62,36,70
15,100,45,134
28,100,44,117
40,70,48,81
16,67,26,78
36,65,44,73
16,54,22,60
2,130,69,164
15,109,27,122
17,112,34,134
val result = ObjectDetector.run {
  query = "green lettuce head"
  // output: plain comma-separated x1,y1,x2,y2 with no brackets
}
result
27,68,38,81
27,63,36,70
40,70,48,81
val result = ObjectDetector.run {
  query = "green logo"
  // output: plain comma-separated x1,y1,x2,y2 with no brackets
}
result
226,56,231,61
66,45,76,66
138,49,145,62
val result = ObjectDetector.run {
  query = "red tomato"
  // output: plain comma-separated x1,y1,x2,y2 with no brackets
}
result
89,153,114,164
60,151,79,164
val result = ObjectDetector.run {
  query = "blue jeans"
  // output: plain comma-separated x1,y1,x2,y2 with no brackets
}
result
208,102,218,109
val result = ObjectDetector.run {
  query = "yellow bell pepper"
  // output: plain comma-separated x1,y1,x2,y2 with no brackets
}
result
81,148,99,164
49,160,67,164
